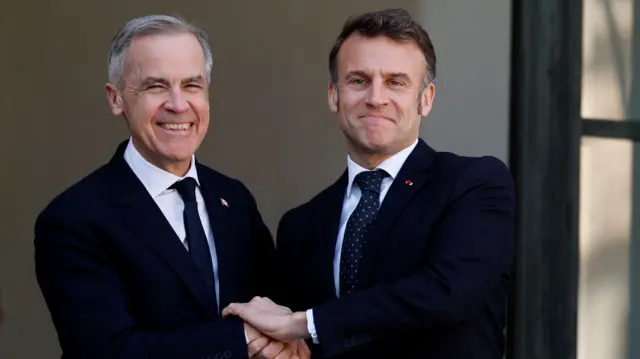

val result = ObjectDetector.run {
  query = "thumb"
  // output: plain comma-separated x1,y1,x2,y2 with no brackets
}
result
221,303,243,318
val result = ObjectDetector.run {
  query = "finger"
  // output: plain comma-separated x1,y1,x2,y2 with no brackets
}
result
222,303,243,318
298,341,311,359
248,336,270,357
221,304,235,318
244,323,260,341
273,347,293,359
258,340,284,359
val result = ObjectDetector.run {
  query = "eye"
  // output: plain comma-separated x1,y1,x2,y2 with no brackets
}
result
389,79,404,86
145,83,167,91
184,83,204,91
350,78,366,85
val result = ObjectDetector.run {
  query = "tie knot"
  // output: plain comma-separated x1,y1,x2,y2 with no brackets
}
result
354,170,387,194
170,177,198,203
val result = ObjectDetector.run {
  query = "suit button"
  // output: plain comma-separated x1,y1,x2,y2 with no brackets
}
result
223,351,232,358
343,339,351,348
215,354,223,359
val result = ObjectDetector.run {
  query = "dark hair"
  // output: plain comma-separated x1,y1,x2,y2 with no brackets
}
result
328,8,436,87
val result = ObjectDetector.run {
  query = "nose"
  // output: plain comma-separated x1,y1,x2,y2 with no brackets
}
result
365,79,388,108
164,89,190,113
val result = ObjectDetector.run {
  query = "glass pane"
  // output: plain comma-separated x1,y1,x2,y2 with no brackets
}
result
581,0,639,121
578,136,633,359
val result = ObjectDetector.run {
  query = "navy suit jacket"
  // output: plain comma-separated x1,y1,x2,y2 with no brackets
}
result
275,139,515,358
34,141,275,359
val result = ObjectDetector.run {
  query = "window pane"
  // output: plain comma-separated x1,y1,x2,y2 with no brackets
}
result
578,136,633,359
581,0,638,121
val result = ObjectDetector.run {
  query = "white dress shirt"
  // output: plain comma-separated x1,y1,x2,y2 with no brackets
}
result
123,138,221,311
306,139,419,344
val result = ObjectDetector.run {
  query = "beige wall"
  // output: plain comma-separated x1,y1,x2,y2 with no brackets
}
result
0,1,511,357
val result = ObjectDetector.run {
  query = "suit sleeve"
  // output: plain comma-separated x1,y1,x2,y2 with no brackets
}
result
34,209,249,359
239,181,276,298
272,210,290,305
311,157,515,357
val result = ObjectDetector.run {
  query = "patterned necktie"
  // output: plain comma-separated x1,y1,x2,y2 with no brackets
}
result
340,170,388,296
170,178,217,306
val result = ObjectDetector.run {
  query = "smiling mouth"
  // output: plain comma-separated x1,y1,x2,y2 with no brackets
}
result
158,123,194,131
359,115,393,122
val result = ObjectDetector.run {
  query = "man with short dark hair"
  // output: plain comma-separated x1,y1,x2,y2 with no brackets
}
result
223,8,515,359
34,14,309,359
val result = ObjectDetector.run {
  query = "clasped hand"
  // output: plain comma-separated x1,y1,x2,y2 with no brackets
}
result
223,297,310,359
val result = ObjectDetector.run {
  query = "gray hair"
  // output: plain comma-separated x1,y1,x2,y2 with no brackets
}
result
107,14,213,87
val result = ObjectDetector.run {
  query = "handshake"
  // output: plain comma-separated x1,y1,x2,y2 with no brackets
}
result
223,297,311,359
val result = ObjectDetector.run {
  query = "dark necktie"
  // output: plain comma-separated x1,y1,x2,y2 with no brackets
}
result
171,178,217,306
340,170,388,296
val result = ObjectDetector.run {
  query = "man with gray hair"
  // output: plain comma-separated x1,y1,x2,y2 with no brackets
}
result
34,14,309,359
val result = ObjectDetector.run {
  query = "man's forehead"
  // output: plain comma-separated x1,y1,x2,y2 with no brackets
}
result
338,34,427,72
123,33,206,83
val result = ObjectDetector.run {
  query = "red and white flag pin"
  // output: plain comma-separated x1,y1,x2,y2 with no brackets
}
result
220,198,229,207
405,180,413,186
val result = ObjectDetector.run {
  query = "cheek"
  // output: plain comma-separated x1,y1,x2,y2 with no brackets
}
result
194,100,210,117
188,95,210,116
391,96,419,123
128,97,165,125
339,90,364,111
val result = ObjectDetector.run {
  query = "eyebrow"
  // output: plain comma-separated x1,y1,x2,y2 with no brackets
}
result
387,72,411,80
182,75,205,84
345,70,370,79
140,77,170,87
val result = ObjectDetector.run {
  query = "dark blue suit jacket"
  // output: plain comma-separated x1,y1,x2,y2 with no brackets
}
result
275,139,515,358
34,141,275,359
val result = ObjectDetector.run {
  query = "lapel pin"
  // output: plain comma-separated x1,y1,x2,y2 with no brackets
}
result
220,198,229,207
405,180,413,186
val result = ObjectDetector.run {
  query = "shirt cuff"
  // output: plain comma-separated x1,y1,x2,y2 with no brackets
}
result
245,331,249,343
305,309,319,344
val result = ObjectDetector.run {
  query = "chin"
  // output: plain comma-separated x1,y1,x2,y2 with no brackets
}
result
160,140,198,155
355,140,387,154
364,134,392,150
155,149,194,166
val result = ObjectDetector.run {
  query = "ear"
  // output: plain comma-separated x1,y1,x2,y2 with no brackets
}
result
328,81,338,113
105,83,124,116
418,82,436,116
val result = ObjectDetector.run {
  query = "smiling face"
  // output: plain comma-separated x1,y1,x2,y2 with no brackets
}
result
329,34,435,168
106,32,210,176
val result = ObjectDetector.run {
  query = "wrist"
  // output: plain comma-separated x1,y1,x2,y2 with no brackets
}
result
292,311,310,340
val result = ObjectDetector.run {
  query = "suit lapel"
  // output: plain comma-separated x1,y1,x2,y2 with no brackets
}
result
357,140,436,287
195,164,237,311
314,171,348,300
107,142,218,319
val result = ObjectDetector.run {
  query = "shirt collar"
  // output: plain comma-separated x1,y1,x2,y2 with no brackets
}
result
123,137,200,198
345,139,418,198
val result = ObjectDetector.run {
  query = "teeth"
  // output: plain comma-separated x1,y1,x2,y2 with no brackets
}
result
160,123,191,131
